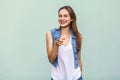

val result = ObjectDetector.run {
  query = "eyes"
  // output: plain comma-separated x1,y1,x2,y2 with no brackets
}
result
58,14,69,18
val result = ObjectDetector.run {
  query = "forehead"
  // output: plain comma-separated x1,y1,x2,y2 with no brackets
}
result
58,9,69,15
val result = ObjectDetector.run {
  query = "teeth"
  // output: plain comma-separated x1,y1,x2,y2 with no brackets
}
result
61,22,66,24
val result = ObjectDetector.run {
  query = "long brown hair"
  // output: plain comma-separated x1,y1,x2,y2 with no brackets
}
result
58,6,82,52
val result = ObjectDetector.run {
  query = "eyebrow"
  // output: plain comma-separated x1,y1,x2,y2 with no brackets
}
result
58,13,69,15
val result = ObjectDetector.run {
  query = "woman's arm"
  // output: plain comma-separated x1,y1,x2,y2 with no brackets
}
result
46,31,58,63
46,31,64,63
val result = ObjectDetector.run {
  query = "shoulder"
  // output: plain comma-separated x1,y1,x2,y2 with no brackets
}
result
46,30,53,42
46,28,58,38
46,28,55,35
46,31,51,40
46,30,51,36
50,28,60,34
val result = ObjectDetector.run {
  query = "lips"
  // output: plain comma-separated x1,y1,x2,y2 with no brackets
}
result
60,20,67,24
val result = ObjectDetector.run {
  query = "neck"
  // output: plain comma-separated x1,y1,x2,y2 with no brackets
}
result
61,27,70,35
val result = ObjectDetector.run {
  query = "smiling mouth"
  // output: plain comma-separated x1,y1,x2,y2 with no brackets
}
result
60,21,67,24
61,22,66,24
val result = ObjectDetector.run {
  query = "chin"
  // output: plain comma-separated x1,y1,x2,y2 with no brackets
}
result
60,25,66,27
60,24,68,27
60,25,69,28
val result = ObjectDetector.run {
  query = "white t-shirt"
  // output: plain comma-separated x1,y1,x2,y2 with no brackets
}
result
51,35,82,80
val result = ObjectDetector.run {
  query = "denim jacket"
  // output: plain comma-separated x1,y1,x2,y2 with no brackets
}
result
50,28,79,68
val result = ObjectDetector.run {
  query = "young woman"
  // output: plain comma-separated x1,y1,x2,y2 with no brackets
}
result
46,6,83,80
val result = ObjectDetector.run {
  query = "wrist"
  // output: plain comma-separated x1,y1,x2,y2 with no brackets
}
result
54,42,59,47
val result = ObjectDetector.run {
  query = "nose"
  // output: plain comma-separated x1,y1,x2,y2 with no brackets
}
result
60,16,65,20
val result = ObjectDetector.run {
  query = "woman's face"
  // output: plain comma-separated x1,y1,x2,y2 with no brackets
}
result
58,9,73,28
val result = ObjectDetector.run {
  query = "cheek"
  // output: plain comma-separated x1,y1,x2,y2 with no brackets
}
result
58,19,61,23
58,17,61,21
66,17,72,21
58,17,72,23
66,18,72,23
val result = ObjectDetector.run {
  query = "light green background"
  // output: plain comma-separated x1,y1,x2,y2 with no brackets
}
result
0,0,120,80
